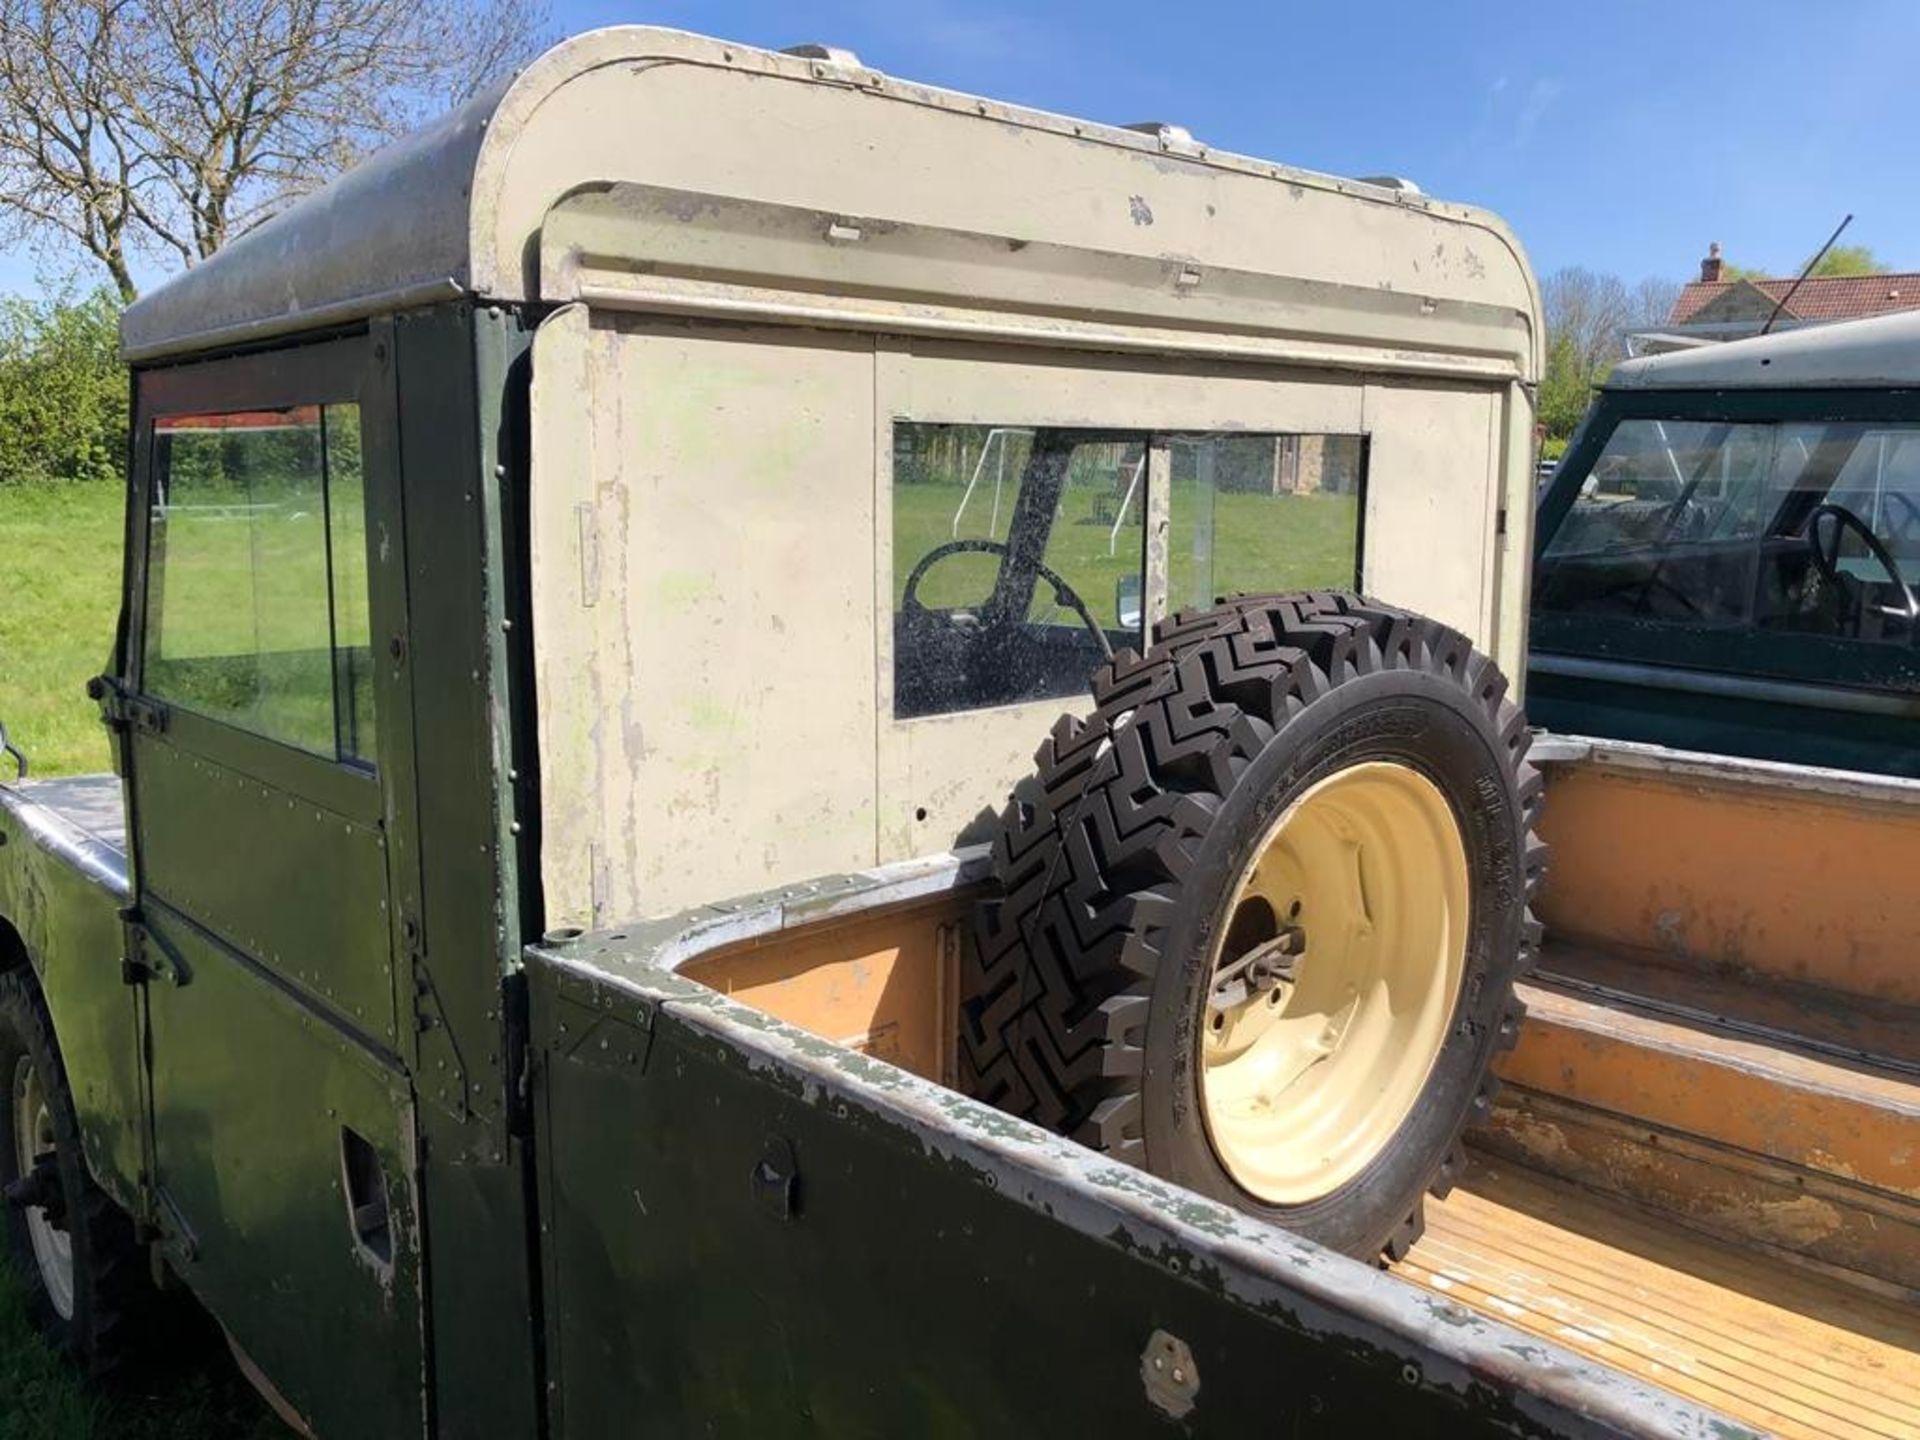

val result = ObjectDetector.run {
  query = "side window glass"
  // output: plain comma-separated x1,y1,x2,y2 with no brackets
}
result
893,424,1145,719
1755,422,1920,645
1167,433,1366,610
144,404,378,766
1535,420,1777,626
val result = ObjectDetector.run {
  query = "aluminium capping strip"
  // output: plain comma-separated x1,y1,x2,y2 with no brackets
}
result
0,784,130,898
527,855,1746,1440
568,279,1528,383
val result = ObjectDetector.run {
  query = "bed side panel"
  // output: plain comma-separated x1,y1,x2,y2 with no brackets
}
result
524,942,1742,1440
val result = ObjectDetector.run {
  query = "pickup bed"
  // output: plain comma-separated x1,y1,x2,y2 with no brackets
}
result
522,736,1920,1440
7,712,1917,1438
5,763,1735,1438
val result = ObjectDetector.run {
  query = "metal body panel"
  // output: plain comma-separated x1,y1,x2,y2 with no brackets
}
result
1526,661,1920,778
520,876,1740,1439
532,310,881,927
0,779,144,1215
391,301,546,1440
1497,737,1920,1293
1606,309,1920,392
124,28,1541,383
118,90,497,360
141,930,424,1436
1532,737,1920,1008
533,315,1524,928
1359,380,1504,647
135,738,397,1046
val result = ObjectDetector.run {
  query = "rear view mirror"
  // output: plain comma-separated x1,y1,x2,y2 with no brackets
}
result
1116,574,1143,632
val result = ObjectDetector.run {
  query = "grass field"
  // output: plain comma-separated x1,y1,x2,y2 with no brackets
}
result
893,476,1359,624
0,485,121,779
0,1275,275,1440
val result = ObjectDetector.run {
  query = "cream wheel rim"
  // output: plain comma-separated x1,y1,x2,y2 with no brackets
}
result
1199,760,1470,1206
13,1055,75,1320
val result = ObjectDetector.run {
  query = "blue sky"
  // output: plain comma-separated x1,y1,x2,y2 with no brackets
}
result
563,0,1920,286
9,0,1916,297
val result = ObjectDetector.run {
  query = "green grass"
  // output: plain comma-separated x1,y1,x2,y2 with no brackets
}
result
0,477,375,775
0,484,122,778
0,1275,277,1440
893,477,1359,625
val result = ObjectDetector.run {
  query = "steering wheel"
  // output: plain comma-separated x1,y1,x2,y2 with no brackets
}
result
900,539,1113,662
1805,502,1920,622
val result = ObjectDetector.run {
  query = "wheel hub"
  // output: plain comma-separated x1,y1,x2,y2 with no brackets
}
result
1199,761,1471,1206
12,1055,76,1320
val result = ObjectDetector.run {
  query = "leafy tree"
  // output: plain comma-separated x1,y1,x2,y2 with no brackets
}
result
1538,331,1596,442
0,289,125,484
0,0,549,300
1804,244,1884,278
1719,245,1889,283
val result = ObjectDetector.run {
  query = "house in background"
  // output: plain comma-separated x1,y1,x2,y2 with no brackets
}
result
1629,242,1920,354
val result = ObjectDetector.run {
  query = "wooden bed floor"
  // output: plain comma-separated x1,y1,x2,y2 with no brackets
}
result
1402,1158,1920,1440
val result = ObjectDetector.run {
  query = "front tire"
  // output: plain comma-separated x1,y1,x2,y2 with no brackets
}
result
0,968,147,1371
961,592,1544,1261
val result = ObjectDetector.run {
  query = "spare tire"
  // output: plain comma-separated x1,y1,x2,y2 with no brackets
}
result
961,592,1544,1261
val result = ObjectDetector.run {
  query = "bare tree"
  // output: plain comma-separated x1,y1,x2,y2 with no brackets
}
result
0,0,548,301
1539,267,1685,440
1629,275,1682,338
1542,267,1630,375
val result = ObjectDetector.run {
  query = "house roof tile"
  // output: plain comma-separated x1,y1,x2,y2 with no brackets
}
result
1670,273,1920,326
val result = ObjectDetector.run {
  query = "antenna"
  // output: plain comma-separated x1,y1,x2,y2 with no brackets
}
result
1760,213,1853,336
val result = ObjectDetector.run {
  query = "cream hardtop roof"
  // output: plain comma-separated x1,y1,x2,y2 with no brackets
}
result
122,26,1539,371
1606,309,1920,392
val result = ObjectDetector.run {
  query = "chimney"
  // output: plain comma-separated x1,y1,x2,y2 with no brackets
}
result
1700,241,1724,283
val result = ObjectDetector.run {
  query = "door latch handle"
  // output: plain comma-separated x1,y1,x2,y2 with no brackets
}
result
339,1127,394,1273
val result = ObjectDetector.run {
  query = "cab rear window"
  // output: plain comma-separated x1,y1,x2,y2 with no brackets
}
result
892,422,1366,718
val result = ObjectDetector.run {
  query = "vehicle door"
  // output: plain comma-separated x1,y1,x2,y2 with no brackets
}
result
1530,399,1920,775
121,332,424,1436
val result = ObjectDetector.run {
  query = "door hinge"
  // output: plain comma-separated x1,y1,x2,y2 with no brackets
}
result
88,676,169,736
119,906,188,987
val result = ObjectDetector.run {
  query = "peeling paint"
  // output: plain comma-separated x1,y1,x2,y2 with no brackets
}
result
529,865,1748,1439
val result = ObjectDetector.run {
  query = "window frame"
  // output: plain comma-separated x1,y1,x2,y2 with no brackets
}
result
1532,385,1920,698
129,334,394,822
888,420,1371,720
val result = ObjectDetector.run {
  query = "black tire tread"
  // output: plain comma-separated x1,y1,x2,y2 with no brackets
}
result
0,967,149,1372
960,590,1545,1259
